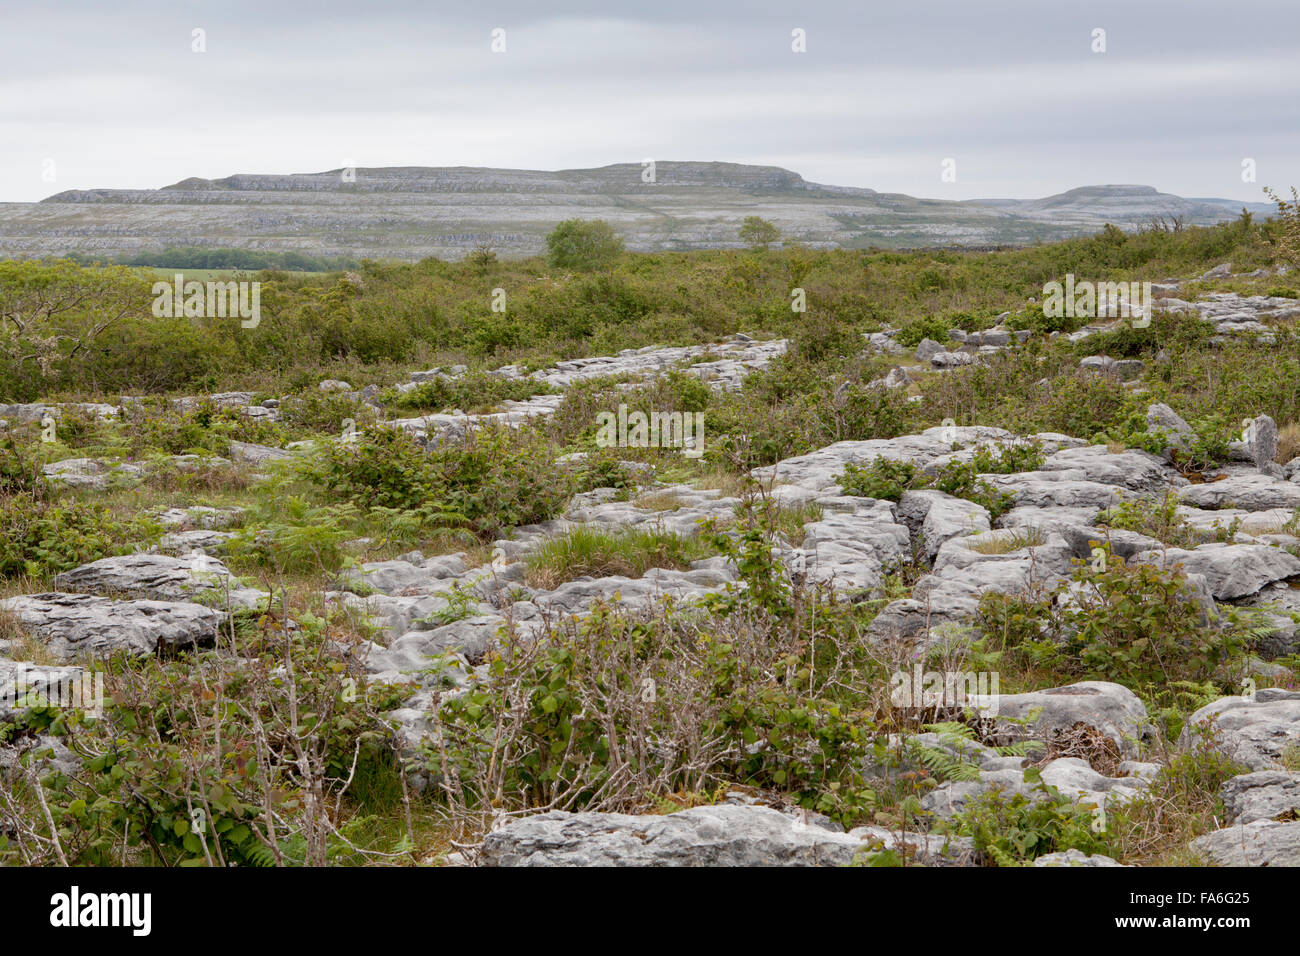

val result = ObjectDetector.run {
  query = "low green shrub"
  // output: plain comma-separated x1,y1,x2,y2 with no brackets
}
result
895,315,953,348
381,373,552,413
838,454,1016,519
838,458,925,501
974,548,1248,700
956,771,1114,866
525,526,714,589
307,424,577,538
0,492,160,579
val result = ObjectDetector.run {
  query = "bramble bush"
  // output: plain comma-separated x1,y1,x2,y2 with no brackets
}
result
975,547,1250,701
838,451,1019,519
0,436,159,579
307,423,579,538
0,613,411,866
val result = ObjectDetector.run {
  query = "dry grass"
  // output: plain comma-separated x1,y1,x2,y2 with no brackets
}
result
690,465,752,498
1097,723,1250,866
1282,742,1300,772
1035,721,1123,777
1277,421,1300,464
0,608,60,665
524,525,714,590
965,527,1047,555
141,460,253,495
634,491,691,512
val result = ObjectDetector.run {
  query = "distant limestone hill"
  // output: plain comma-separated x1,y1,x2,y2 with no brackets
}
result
0,162,1274,262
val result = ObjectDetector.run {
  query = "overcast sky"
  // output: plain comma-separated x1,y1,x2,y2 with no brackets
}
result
1,0,1296,203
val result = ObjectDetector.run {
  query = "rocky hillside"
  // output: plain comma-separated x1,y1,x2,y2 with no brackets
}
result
4,226,1300,866
0,162,1272,261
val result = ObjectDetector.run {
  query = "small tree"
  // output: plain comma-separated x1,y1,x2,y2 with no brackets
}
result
738,216,780,251
1265,187,1300,266
545,219,624,272
466,241,497,272
0,258,150,394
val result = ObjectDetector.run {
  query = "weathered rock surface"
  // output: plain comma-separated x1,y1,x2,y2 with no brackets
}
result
1032,849,1127,866
53,554,268,610
898,490,991,560
0,593,225,660
477,804,974,867
1039,445,1182,492
159,529,237,556
978,681,1151,755
155,506,245,530
42,457,142,490
1180,474,1300,512
1128,544,1300,600
226,440,293,465
1182,689,1300,771
1219,771,1300,824
1191,820,1300,866
921,755,1148,820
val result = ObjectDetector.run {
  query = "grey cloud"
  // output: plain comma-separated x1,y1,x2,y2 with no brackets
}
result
0,0,1295,203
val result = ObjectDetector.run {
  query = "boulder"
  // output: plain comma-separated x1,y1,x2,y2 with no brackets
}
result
159,529,236,556
1032,849,1127,866
41,458,142,490
985,473,1126,510
1179,474,1300,512
1040,445,1181,492
1181,689,1300,771
1247,415,1280,472
1112,359,1145,382
974,681,1150,755
227,441,292,465
1219,771,1300,824
1146,402,1195,452
366,614,505,674
0,593,224,661
1061,525,1164,559
477,804,973,867
479,805,866,867
898,490,991,560
1128,544,1300,600
154,506,245,530
338,552,472,596
53,553,268,610
1191,820,1300,866
930,350,975,368
915,338,945,362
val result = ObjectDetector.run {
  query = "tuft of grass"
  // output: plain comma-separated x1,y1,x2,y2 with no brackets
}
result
1282,742,1300,772
705,499,823,546
524,525,715,589
634,491,691,512
1277,422,1300,465
770,500,824,543
966,527,1047,554
1105,734,1250,866
0,609,59,665
690,466,753,498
